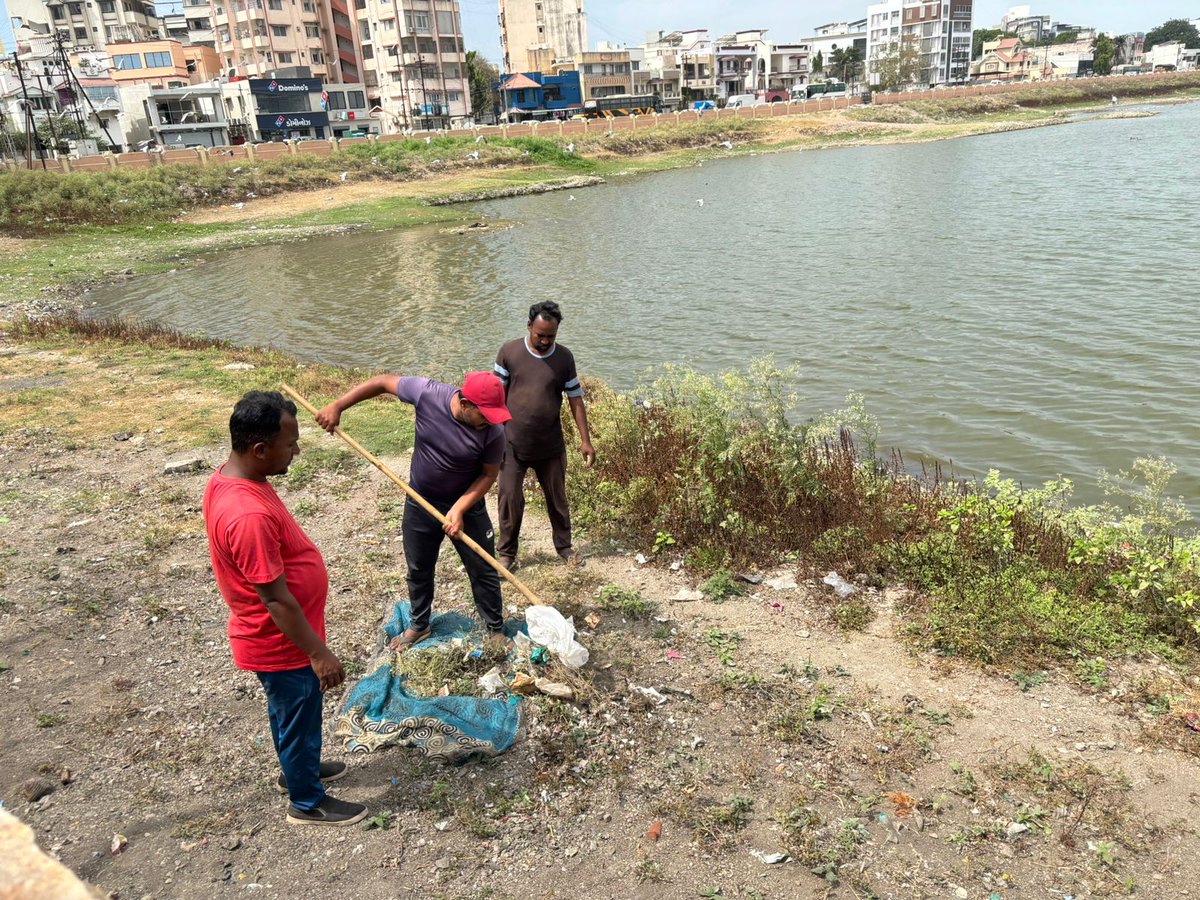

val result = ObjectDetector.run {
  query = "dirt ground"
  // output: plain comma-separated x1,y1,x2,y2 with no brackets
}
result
2,341,1200,900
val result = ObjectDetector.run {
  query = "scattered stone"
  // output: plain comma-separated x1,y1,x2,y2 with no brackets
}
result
646,820,662,842
766,574,798,591
954,888,969,900
58,768,74,785
629,684,668,706
164,457,205,475
221,836,241,852
113,432,132,442
110,834,127,856
19,779,55,803
434,856,450,870
564,846,578,858
672,588,703,602
222,363,256,371
1006,822,1030,839
737,572,763,585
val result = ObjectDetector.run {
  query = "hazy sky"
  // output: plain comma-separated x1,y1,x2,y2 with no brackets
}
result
460,1,1195,63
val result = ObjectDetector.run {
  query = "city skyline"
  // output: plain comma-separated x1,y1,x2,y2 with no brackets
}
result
460,0,1195,64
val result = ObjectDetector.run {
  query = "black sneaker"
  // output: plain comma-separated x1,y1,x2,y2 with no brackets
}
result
276,760,348,793
286,795,368,827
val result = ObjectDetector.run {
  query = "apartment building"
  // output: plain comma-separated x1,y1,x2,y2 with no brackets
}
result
75,38,220,85
712,29,810,101
353,0,470,130
499,0,588,75
640,29,715,108
806,20,867,79
209,0,365,84
6,0,159,50
551,47,631,100
865,0,973,87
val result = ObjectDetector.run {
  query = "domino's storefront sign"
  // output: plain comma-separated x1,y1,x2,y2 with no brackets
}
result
248,77,322,95
256,111,329,131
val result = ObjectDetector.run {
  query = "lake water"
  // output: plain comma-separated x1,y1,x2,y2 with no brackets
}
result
88,102,1200,508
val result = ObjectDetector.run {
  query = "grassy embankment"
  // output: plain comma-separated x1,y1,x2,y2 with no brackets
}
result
3,73,1200,306
6,316,1200,701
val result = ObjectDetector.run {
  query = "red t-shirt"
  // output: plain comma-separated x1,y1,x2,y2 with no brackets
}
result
202,466,328,672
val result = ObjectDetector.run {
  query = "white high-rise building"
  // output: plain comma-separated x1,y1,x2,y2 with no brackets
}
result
866,0,973,87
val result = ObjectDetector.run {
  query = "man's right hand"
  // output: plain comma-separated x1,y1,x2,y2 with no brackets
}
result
315,404,341,434
310,647,346,691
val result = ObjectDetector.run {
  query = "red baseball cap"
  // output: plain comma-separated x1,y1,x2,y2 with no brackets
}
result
460,371,512,425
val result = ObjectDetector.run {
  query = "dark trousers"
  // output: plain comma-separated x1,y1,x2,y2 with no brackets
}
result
256,666,325,812
497,448,571,559
402,496,503,633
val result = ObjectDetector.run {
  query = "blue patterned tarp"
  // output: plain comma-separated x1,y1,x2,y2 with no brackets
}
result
332,601,524,763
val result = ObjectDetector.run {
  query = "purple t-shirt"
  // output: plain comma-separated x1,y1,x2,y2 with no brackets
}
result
395,377,505,504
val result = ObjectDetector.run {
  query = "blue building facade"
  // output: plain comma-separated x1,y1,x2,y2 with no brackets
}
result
497,70,583,119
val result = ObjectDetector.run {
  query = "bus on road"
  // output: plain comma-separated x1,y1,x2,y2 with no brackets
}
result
582,94,662,118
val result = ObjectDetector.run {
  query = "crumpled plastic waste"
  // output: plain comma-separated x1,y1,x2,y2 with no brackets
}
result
823,571,858,598
525,605,589,668
629,684,668,706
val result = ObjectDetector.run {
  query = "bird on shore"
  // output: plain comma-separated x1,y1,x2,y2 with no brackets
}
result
475,134,485,144
566,142,575,154
719,140,733,149
1111,95,1119,105
339,171,349,182
467,150,480,160
425,136,431,145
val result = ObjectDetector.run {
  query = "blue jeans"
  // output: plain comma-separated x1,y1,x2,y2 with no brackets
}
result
256,666,325,811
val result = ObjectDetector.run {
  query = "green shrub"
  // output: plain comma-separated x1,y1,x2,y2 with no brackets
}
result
597,584,654,619
701,569,744,604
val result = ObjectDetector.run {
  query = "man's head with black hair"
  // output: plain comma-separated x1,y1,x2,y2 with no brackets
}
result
528,301,563,325
228,391,300,478
527,302,563,355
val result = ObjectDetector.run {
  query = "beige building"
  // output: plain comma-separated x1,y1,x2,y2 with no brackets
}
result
209,0,365,84
6,0,160,50
640,29,714,105
499,0,588,74
354,0,470,130
552,47,631,100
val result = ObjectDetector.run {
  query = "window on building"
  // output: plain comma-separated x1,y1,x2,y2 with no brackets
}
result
354,0,364,7
68,2,82,15
404,11,430,32
301,0,315,11
74,26,87,39
218,27,229,40
311,49,323,63
85,85,119,104
400,36,415,53
446,90,459,101
100,0,115,11
277,51,293,62
348,90,364,107
271,24,287,36
386,45,397,56
442,62,460,78
305,23,319,37
438,36,458,53
50,5,65,20
361,44,373,59
326,91,346,108
436,10,455,33
112,53,142,69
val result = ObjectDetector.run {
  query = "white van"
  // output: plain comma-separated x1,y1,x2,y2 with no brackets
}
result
725,94,762,109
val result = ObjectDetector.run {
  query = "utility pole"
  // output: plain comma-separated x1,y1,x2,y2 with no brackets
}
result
34,73,61,156
12,52,47,170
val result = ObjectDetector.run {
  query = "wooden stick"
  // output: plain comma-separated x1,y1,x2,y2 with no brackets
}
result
280,383,544,607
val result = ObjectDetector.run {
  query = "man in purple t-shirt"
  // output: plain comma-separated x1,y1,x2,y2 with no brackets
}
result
316,373,510,650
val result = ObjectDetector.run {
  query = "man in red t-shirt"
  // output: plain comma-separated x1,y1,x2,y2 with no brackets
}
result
203,391,367,827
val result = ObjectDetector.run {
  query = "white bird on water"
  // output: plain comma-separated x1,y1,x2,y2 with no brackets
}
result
568,195,576,201
719,140,733,150
697,199,704,207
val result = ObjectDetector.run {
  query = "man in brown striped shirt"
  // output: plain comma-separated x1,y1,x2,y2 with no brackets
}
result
494,302,595,569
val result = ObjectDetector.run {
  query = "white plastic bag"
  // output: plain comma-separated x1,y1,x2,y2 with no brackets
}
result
525,605,589,669
822,571,858,599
